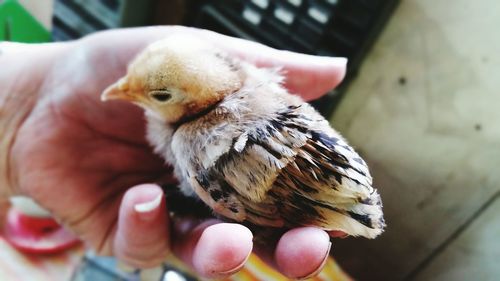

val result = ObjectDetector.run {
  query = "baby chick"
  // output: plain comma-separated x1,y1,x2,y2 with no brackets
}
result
101,36,385,238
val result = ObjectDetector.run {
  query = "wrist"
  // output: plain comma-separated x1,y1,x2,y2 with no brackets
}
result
0,41,69,198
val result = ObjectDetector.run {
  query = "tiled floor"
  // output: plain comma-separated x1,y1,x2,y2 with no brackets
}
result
328,0,500,280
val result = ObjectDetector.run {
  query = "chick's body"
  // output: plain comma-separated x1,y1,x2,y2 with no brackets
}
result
102,37,385,238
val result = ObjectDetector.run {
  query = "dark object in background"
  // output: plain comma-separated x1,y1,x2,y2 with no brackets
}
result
52,0,155,40
162,184,213,218
52,0,399,117
70,252,197,281
188,0,400,115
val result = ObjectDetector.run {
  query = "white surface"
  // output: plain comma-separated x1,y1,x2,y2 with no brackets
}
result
331,0,500,279
414,195,500,281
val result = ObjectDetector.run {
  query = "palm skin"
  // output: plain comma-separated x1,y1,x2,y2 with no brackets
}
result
7,27,347,278
12,55,167,253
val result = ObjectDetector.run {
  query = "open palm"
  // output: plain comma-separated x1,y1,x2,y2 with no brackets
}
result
8,27,347,279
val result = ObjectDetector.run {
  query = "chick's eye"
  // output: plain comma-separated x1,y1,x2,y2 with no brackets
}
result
149,90,172,102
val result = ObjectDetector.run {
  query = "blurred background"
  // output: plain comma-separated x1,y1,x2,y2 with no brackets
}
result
1,0,499,280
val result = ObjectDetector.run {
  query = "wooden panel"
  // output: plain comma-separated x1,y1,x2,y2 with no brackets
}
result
328,0,500,280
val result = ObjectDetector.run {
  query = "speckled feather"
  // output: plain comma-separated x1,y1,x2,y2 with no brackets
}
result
146,61,385,238
102,37,385,238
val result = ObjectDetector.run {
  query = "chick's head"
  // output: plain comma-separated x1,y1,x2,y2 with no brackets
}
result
101,36,242,123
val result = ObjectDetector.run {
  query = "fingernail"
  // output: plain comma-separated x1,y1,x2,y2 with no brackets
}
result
296,242,332,280
317,56,348,67
212,251,250,278
336,57,348,66
217,256,249,276
134,193,162,221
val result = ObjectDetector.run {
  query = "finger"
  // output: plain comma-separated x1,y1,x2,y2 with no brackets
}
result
172,218,253,279
234,49,346,101
278,54,346,101
190,27,348,100
275,227,331,279
86,26,347,101
278,56,346,101
328,230,348,238
113,184,169,268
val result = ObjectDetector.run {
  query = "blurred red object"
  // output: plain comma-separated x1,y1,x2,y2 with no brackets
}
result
3,208,80,254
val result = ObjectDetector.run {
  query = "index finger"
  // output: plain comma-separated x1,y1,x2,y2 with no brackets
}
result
85,26,347,101
192,28,347,100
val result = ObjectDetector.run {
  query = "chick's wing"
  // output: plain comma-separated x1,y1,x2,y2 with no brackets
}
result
174,101,384,237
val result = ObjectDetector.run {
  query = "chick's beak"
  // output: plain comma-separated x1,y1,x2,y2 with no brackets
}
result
101,77,133,102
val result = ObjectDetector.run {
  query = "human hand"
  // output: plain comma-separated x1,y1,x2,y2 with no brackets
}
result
6,26,346,279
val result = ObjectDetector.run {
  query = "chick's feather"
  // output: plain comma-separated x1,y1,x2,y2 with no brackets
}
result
146,61,385,238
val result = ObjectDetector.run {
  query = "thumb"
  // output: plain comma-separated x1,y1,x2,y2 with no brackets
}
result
113,184,169,268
